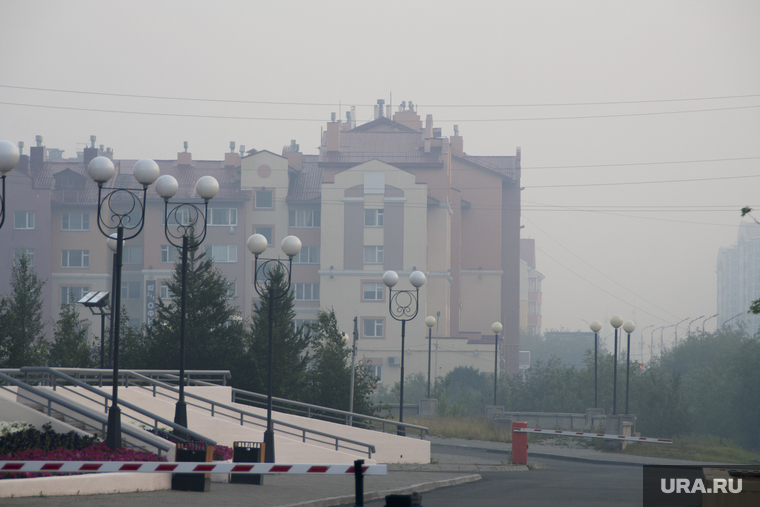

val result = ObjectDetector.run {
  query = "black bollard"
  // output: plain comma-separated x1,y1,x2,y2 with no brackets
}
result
354,459,364,507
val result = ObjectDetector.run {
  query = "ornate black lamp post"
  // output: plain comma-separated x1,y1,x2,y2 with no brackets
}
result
491,321,503,406
425,316,436,399
0,140,20,230
609,314,623,415
589,320,602,408
382,269,427,436
246,233,302,462
88,156,159,449
155,174,219,429
623,320,636,414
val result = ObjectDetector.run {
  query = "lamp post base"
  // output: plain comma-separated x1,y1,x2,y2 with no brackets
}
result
396,426,406,437
105,405,122,450
174,400,188,431
263,428,275,463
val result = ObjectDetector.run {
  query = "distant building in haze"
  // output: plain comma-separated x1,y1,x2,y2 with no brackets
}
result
717,220,760,332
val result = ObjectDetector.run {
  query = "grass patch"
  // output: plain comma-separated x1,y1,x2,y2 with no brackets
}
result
615,434,760,464
406,416,512,442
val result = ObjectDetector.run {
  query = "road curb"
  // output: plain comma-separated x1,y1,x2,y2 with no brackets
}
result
281,474,483,507
389,464,527,472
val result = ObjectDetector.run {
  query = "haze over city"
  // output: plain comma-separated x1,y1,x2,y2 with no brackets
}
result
2,0,759,359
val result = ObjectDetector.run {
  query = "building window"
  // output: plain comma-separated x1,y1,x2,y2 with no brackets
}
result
295,319,317,330
365,209,384,227
61,286,89,304
289,209,320,228
121,281,141,300
160,282,175,300
123,245,142,265
364,364,382,382
207,208,238,226
294,283,320,300
205,245,238,263
364,246,383,265
528,301,537,315
256,226,273,245
363,282,383,301
529,278,537,291
255,190,273,209
60,175,77,188
227,282,237,299
14,211,35,230
293,246,320,264
62,213,90,231
363,318,383,339
161,245,181,264
62,250,89,268
161,208,191,226
13,248,34,267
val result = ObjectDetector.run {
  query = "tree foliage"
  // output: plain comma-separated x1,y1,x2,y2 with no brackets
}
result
49,305,95,368
0,255,48,367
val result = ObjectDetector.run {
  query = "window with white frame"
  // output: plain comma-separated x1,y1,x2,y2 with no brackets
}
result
363,319,383,339
364,246,383,264
227,281,237,299
62,250,89,268
364,364,382,382
61,286,89,304
207,208,237,226
528,301,537,315
62,213,89,231
363,282,383,301
123,245,142,265
256,226,273,245
121,281,141,300
161,245,181,264
255,190,273,209
161,208,191,226
14,211,35,230
364,209,384,227
205,245,238,263
295,319,317,330
13,248,34,267
293,283,320,300
160,282,175,300
293,246,320,264
288,209,320,228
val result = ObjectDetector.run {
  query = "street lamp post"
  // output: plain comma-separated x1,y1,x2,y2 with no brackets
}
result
491,322,503,406
88,156,159,449
703,313,718,334
687,315,704,339
155,174,219,429
640,325,653,364
610,315,623,415
246,233,302,462
425,316,436,399
673,317,689,347
345,316,359,426
383,270,426,436
623,320,636,414
589,320,602,408
0,140,20,230
660,324,675,354
723,312,744,328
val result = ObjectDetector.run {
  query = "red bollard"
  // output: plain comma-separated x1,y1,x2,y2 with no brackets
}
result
512,421,528,465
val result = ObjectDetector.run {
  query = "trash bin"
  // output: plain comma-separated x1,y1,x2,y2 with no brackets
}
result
230,441,266,485
172,442,214,492
385,492,422,507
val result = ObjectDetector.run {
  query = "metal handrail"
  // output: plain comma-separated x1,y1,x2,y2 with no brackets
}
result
0,372,172,456
120,370,376,458
4,368,232,386
18,367,216,446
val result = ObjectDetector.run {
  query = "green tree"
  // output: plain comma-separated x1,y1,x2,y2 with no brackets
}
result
145,245,245,372
306,309,378,415
0,254,48,367
49,304,96,367
241,264,310,400
116,306,150,369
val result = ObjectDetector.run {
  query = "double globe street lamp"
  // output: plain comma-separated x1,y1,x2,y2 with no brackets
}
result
246,233,302,462
610,315,624,415
382,269,426,436
155,174,219,429
88,156,160,449
0,140,20,230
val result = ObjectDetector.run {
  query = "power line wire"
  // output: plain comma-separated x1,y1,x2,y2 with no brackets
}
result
526,174,760,188
522,156,760,170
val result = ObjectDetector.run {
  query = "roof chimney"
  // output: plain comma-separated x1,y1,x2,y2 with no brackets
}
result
230,141,236,153
377,99,385,118
239,145,245,157
326,117,341,152
178,141,192,166
36,135,44,148
89,135,95,149
183,141,188,153
331,112,337,122
17,141,24,154
450,125,463,156
83,136,98,167
285,139,303,171
30,136,47,171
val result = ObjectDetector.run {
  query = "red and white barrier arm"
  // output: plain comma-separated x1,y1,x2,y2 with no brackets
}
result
0,462,388,475
512,428,672,444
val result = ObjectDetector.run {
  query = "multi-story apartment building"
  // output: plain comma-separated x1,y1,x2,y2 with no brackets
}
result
1,100,523,387
519,239,544,336
717,220,760,332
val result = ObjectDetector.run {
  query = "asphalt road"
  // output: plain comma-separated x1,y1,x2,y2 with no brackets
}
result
347,444,644,507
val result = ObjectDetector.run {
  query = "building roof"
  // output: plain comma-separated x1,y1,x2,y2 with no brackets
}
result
287,155,322,202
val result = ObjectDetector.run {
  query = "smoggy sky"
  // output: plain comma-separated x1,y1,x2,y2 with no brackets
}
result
2,0,759,358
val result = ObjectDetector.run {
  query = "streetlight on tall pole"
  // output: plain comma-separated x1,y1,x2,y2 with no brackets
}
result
345,317,359,426
0,140,20,230
589,320,602,408
661,324,675,354
623,320,636,414
610,315,624,415
246,233,302,462
640,325,653,364
651,326,663,361
703,313,718,334
491,322,503,406
155,174,219,429
673,317,689,347
687,315,704,339
425,316,436,399
88,156,159,449
383,269,426,436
